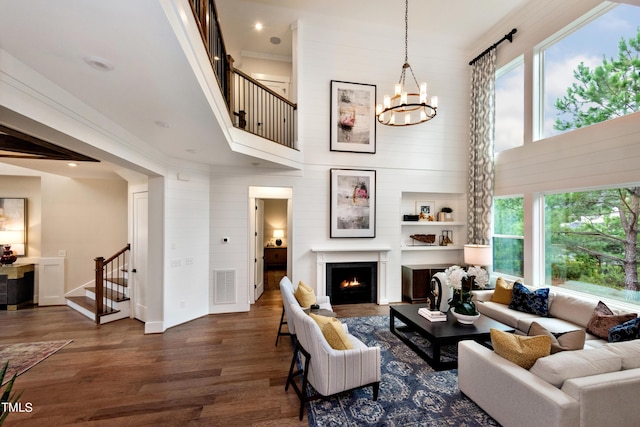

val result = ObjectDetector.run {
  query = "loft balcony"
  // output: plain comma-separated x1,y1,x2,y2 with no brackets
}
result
188,0,300,168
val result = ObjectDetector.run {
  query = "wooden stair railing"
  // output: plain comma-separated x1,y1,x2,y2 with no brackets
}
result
188,0,298,149
94,244,130,324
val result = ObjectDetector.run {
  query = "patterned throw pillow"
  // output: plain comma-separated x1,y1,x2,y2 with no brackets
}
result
508,283,550,316
608,317,640,343
491,328,551,369
586,301,637,340
528,321,586,353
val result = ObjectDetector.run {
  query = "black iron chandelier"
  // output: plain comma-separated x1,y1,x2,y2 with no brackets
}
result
376,0,438,126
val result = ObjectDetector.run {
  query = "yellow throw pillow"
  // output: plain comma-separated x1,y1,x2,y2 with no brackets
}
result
294,280,316,308
490,328,551,369
491,277,514,304
310,313,353,350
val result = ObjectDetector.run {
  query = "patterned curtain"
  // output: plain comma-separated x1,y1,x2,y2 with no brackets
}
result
467,49,496,246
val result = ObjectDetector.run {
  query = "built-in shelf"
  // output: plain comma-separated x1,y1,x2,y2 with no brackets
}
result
400,192,466,261
401,245,464,251
401,221,465,226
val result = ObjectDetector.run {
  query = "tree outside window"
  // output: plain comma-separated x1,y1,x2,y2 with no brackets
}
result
493,197,524,277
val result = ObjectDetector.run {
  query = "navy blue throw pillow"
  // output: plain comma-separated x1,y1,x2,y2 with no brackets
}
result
508,283,550,316
608,317,640,343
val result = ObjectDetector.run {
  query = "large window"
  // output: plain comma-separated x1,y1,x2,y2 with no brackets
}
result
493,197,524,277
545,188,640,306
495,57,524,153
539,3,640,139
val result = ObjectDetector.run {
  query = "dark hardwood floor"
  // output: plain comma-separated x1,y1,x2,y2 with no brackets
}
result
0,290,390,426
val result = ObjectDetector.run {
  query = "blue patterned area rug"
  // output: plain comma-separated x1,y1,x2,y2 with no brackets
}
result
306,315,499,426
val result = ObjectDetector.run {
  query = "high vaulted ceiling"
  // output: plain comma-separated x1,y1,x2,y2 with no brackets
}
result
0,0,528,178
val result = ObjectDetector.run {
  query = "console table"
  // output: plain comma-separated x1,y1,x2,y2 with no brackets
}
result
401,264,448,304
0,263,35,310
264,247,287,269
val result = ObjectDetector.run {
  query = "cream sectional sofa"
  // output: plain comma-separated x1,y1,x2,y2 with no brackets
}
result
459,339,640,427
458,281,640,427
472,287,610,347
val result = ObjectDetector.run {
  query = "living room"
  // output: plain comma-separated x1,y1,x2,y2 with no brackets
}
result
0,0,639,367
1,0,640,425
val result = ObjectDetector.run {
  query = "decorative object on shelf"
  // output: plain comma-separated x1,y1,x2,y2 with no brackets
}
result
375,0,438,126
409,234,436,245
415,201,435,221
330,80,376,153
330,169,376,238
273,229,284,247
439,230,453,246
444,265,488,324
0,198,27,259
438,207,453,222
0,244,17,265
403,214,419,221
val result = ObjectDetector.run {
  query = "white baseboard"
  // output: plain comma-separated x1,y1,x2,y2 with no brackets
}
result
144,321,164,334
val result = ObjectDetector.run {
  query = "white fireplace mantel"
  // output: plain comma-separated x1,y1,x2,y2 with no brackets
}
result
311,246,391,305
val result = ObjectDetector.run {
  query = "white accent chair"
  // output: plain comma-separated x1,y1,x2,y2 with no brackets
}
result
276,276,332,345
285,303,381,420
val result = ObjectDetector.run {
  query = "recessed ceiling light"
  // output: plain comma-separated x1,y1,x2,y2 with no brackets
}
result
270,37,281,45
186,149,196,154
68,162,78,167
255,22,263,31
83,55,114,72
154,120,171,128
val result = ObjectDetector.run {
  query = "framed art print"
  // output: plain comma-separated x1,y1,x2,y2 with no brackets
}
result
415,200,435,221
0,197,27,256
330,169,376,238
330,80,376,153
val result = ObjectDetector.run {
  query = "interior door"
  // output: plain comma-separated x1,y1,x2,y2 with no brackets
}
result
132,191,148,321
254,199,265,300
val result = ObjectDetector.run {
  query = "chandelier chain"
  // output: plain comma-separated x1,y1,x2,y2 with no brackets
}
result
398,0,419,89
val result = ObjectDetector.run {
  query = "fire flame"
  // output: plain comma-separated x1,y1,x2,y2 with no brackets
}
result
340,277,362,288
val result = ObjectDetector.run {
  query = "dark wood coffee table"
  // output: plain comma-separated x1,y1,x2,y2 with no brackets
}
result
390,303,514,370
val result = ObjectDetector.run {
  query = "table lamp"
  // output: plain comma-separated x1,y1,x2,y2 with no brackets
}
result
273,229,284,247
0,230,23,265
463,244,492,268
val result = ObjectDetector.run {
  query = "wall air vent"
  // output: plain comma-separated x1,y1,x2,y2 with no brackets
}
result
213,269,237,304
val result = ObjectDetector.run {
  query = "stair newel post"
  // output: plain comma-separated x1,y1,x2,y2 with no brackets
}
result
95,256,105,324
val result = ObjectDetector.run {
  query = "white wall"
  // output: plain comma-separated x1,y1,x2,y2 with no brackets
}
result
40,175,128,292
209,13,472,306
163,164,210,329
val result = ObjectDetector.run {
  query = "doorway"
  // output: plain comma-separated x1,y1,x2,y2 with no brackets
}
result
248,186,292,304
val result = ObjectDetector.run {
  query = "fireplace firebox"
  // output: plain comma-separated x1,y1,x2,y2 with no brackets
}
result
326,262,377,305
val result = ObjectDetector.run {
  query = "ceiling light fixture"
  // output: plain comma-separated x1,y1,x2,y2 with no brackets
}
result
255,22,263,31
376,0,438,126
154,120,171,128
67,162,78,167
83,55,114,72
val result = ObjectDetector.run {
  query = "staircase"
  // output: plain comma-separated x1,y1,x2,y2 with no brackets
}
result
66,244,131,325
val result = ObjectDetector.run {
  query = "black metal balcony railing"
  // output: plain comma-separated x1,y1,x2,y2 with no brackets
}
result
189,0,297,149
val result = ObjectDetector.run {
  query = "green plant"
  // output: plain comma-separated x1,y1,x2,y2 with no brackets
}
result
448,278,478,315
1,361,22,425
